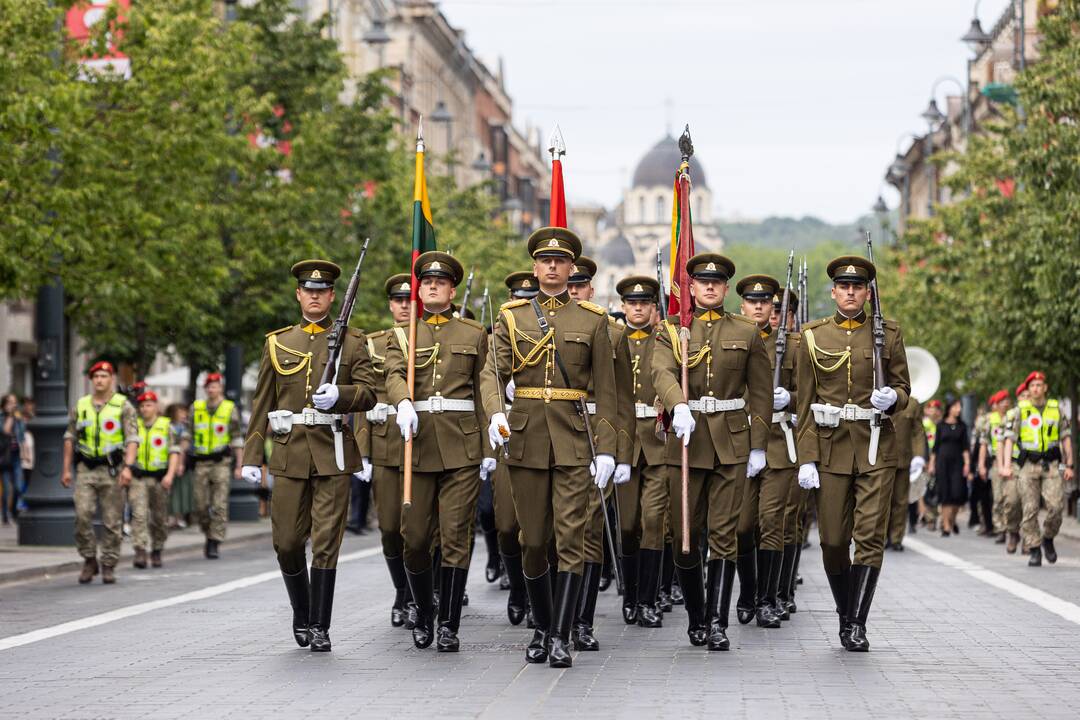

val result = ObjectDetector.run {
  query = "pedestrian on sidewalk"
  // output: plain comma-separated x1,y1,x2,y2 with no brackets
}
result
929,397,970,537
0,394,25,524
130,391,181,569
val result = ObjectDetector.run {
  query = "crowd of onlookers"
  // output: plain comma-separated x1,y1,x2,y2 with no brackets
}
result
0,394,35,526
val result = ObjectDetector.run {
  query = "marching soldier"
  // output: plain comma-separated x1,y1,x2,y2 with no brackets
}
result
616,275,668,628
242,259,376,652
795,256,910,653
130,391,181,569
61,360,139,584
773,289,804,618
564,256,634,650
884,397,926,552
920,400,943,529
354,273,414,628
979,390,1010,546
483,227,618,669
1002,371,1073,566
189,372,242,559
505,270,540,300
384,251,491,652
652,253,772,651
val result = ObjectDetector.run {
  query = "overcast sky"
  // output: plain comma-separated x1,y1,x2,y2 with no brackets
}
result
439,0,1014,224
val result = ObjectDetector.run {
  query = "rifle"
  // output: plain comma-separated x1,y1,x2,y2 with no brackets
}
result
319,238,370,471
656,238,669,319
797,257,808,329
478,285,489,328
865,232,886,466
455,267,475,318
774,250,797,463
486,289,510,459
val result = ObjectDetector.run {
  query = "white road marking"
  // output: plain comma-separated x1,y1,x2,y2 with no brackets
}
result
0,546,383,652
905,538,1080,626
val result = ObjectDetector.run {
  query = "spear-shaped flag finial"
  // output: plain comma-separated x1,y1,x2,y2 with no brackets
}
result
416,115,425,154
678,124,694,163
548,123,567,227
548,123,566,160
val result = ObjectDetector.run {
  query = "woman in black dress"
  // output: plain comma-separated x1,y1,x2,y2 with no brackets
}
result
929,398,970,536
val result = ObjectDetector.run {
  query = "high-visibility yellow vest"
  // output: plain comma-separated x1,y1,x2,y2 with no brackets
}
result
987,410,1004,454
1017,399,1061,453
136,416,172,472
76,393,126,458
193,399,234,456
922,417,936,452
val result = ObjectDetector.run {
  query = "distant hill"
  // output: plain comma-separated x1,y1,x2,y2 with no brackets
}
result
717,214,887,250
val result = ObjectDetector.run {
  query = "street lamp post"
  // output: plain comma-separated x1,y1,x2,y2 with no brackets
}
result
920,76,962,218
361,17,391,70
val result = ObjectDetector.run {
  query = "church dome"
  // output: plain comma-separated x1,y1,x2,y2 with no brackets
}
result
631,135,708,189
601,233,635,267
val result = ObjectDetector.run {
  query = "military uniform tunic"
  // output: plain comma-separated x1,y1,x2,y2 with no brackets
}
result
886,397,926,546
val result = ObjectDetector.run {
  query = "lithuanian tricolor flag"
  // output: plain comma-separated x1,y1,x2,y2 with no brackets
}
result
668,161,695,325
410,122,437,307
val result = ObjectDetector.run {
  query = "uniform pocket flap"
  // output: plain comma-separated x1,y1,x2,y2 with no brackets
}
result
726,411,749,432
457,414,479,434
721,340,748,351
508,410,529,431
569,412,586,432
563,332,591,344
451,344,477,355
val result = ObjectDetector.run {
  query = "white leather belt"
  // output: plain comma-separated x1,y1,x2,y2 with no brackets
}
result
290,409,339,426
772,411,791,424
365,403,397,424
687,397,745,414
635,403,658,419
414,397,475,413
811,402,875,428
837,404,875,421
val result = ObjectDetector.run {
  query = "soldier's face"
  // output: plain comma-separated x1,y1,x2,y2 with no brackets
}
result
831,281,868,315
533,256,572,291
1027,379,1046,401
296,286,334,320
740,297,771,325
691,278,727,309
139,400,158,422
622,299,653,327
420,276,455,312
90,371,113,394
389,297,412,323
567,282,594,301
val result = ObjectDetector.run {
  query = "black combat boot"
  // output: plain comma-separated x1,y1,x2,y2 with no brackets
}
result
621,552,639,625
436,566,468,652
705,558,736,651
502,553,530,626
844,565,879,652
406,566,435,649
777,544,797,620
572,563,601,651
735,534,757,625
635,548,663,628
524,571,553,663
484,530,502,582
826,570,852,649
755,549,782,628
676,563,708,646
1042,537,1058,564
281,568,311,648
550,571,582,668
1028,546,1043,566
658,543,676,612
205,539,219,559
789,542,803,611
385,555,409,628
309,567,336,652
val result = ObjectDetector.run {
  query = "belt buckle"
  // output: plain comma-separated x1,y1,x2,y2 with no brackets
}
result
429,396,444,413
700,397,713,414
542,387,553,403
302,409,315,426
841,405,856,422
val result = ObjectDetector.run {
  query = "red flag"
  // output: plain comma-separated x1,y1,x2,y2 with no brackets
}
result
548,125,567,227
668,162,696,326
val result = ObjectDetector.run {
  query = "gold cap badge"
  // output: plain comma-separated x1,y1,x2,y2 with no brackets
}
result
633,283,643,292
431,261,441,271
753,282,764,291
311,269,322,279
706,262,716,271
398,283,409,292
548,239,559,247
522,279,532,288
846,264,857,274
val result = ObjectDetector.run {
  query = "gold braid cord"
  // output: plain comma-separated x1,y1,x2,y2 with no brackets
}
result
268,334,314,396
391,327,440,387
502,308,554,373
663,321,710,369
803,328,852,390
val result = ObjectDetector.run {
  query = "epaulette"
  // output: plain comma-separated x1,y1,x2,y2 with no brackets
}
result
884,319,899,330
729,313,755,325
457,316,484,331
367,328,388,339
265,325,292,337
803,318,829,331
347,327,365,338
578,300,607,316
500,299,529,311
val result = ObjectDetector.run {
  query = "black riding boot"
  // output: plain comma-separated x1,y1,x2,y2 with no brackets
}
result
437,566,468,652
483,530,502,583
282,568,311,648
621,552,639,624
826,570,852,649
550,571,582,668
705,558,736,651
755,549,781,628
309,568,336,652
789,542,803,611
636,548,663,628
777,544,797,619
659,543,676,612
385,555,409,628
735,533,757,625
676,563,707,646
502,553,530,626
406,566,435,649
524,571,553,663
572,563,601,651
845,565,879,652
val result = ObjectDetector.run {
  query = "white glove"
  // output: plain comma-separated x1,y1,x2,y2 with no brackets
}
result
505,379,515,402
480,456,497,481
591,453,616,489
773,387,791,411
396,399,418,440
312,383,339,411
909,456,926,480
798,462,820,490
488,412,510,450
354,457,372,483
614,463,632,485
671,403,696,446
241,465,262,485
870,386,898,412
747,448,766,478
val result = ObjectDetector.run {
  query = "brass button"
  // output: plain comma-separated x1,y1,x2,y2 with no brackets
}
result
708,390,714,396
549,311,556,317
845,346,850,351
435,374,441,379
636,384,642,390
706,322,713,328
846,330,851,336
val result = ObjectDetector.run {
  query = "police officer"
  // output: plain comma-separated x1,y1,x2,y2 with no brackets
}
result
242,259,376,652
795,256,910,652
483,227,618,669
189,372,242,559
884,397,926,552
1003,371,1074,566
652,253,772,651
384,251,491,652
61,361,139,584
979,390,1011,545
130,391,181,569
354,273,414,628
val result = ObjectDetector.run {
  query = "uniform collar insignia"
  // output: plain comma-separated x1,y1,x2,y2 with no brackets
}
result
539,291,569,310
834,310,866,329
696,308,722,321
628,328,650,340
423,309,451,324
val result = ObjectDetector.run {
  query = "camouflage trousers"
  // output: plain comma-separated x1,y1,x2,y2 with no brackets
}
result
1020,460,1064,551
73,464,124,567
990,465,1022,535
129,477,169,552
194,457,231,542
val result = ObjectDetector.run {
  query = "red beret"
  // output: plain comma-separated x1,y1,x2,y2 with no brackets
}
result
927,399,943,409
988,390,1009,406
1025,371,1046,385
204,372,223,387
137,391,158,403
1016,382,1027,396
87,360,114,377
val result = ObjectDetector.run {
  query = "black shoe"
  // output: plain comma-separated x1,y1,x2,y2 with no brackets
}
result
705,558,736,651
572,563,601,651
309,568,336,652
844,565,879,653
404,600,418,630
524,571,553,663
436,566,468,652
636,548,663,628
621,552,639,624
676,563,708,647
281,568,311,648
406,567,435,649
658,589,674,613
755,549,781,628
1028,547,1043,567
502,554,529,626
1042,537,1057,564
499,573,511,591
670,580,684,606
385,555,409,628
549,571,581,668
205,539,219,559
826,571,852,650
735,540,756,625
483,530,502,583
893,542,905,552
391,588,407,627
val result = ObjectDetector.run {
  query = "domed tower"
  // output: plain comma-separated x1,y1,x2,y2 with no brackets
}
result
625,135,713,226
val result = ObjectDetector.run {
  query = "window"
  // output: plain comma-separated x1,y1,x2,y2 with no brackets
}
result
638,196,645,224
656,196,665,224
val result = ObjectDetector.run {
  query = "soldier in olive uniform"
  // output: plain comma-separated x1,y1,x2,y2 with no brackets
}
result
354,273,414,628
130,391,181,569
384,251,492,652
885,396,926,552
564,256,634,650
795,256,910,652
189,372,242,559
617,276,668,628
242,260,376,653
652,254,772,651
483,227,618,669
61,361,140,584
505,270,540,300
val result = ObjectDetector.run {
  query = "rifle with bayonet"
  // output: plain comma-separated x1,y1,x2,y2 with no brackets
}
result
455,267,475,318
774,250,797,463
865,232,886,466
